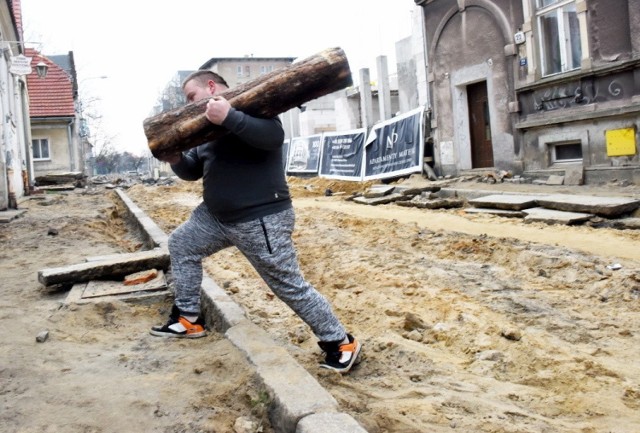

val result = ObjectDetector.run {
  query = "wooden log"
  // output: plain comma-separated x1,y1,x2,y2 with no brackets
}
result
143,47,353,159
37,249,170,289
35,172,86,187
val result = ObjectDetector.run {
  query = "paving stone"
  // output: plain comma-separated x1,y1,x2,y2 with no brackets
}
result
563,166,584,185
392,185,441,196
523,207,593,225
439,188,540,200
536,194,640,217
0,209,26,223
464,207,526,218
546,175,564,185
588,217,640,230
468,194,541,211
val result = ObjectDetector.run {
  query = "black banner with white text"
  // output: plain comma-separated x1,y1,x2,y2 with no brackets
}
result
318,129,366,180
363,106,425,180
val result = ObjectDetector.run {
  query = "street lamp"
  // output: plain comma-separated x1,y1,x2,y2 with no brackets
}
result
3,41,48,78
35,61,48,78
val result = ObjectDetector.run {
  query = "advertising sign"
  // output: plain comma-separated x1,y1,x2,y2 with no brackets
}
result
318,129,366,180
286,134,323,174
363,106,425,180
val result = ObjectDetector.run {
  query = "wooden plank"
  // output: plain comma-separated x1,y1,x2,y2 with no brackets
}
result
143,47,353,159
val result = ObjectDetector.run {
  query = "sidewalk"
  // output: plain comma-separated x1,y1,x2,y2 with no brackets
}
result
434,176,640,199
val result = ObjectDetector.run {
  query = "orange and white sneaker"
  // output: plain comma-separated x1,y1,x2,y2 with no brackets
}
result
318,333,361,373
150,305,206,339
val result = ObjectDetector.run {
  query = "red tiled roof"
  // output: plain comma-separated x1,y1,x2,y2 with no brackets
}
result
25,48,76,118
11,0,24,41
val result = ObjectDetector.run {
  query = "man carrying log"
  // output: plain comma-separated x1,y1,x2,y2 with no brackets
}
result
150,70,361,373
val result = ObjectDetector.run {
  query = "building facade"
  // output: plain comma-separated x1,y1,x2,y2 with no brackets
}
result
199,56,296,90
26,49,84,180
414,0,640,184
0,0,32,209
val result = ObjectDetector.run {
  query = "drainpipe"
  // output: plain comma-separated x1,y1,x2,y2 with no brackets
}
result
20,80,33,195
67,120,76,172
6,166,17,208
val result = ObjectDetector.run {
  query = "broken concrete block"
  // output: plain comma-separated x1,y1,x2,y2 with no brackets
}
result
546,175,564,185
363,184,396,198
396,196,464,209
353,193,407,205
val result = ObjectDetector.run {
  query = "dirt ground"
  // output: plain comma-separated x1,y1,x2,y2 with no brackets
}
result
1,175,640,433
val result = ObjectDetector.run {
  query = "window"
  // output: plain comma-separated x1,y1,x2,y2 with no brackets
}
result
236,65,243,77
550,141,583,163
259,65,273,75
536,0,582,76
32,138,50,160
244,65,250,77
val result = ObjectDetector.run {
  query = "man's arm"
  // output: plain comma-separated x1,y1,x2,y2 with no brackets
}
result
222,109,284,151
206,96,284,150
169,148,203,181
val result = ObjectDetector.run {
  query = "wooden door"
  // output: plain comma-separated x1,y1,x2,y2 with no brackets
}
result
467,81,494,168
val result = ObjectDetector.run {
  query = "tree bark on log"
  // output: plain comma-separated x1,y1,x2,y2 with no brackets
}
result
143,47,353,159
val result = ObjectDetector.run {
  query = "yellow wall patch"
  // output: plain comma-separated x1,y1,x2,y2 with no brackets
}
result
606,127,637,157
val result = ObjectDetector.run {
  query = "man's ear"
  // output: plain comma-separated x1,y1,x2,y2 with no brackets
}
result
208,80,217,95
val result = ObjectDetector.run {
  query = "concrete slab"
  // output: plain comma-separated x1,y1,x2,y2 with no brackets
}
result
464,207,526,218
65,282,171,305
546,175,564,185
438,188,541,200
297,413,368,433
353,193,407,205
0,209,26,223
397,196,464,209
392,184,442,196
536,194,640,217
82,270,166,298
468,194,542,210
564,166,584,185
38,248,170,288
523,207,594,225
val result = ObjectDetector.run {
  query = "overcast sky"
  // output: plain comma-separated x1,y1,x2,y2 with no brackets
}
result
21,0,415,156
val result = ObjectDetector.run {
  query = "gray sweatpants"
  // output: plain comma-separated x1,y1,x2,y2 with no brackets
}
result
168,203,347,342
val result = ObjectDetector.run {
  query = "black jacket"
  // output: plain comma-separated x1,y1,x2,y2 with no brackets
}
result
171,108,291,222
